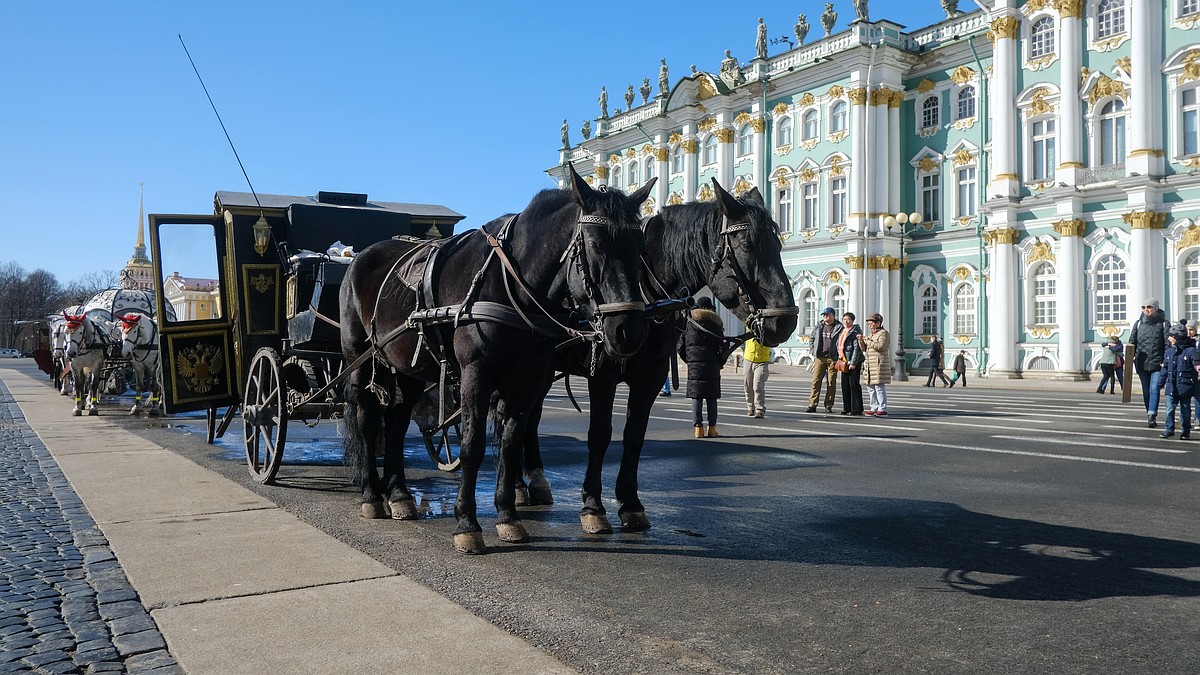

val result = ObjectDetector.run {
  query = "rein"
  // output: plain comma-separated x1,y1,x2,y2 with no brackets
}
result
710,212,799,344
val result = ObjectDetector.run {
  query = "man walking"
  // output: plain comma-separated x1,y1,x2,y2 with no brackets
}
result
807,307,842,413
924,336,951,387
743,337,771,418
1131,298,1169,427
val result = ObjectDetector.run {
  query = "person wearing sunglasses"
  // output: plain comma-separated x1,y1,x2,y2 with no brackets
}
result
1131,299,1169,428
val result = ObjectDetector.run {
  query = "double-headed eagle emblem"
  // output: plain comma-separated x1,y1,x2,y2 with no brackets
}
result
177,344,224,393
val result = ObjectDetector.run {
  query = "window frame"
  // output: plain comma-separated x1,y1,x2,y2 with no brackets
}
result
921,95,940,130
1183,249,1200,321
920,172,941,225
1097,98,1127,167
1031,262,1058,327
956,86,976,121
1030,16,1056,59
918,284,940,337
736,123,753,157
1029,116,1057,181
955,165,977,220
830,175,848,227
776,185,793,235
952,282,977,336
776,116,794,148
830,101,848,134
701,134,718,167
1092,253,1127,325
800,180,819,232
1096,0,1126,39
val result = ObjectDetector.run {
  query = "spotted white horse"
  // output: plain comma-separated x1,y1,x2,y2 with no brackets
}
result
62,311,112,416
116,312,162,415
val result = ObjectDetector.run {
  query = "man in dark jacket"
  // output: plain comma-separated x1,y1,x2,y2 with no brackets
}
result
678,296,725,438
807,307,843,413
1131,298,1169,427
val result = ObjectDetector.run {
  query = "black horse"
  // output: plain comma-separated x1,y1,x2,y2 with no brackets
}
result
517,179,798,532
340,166,654,554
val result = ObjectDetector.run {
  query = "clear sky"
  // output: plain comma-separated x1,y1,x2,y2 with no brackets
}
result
1,0,952,284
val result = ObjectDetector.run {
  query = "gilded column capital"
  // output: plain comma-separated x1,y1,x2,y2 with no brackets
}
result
867,255,898,269
869,88,893,107
986,227,1019,245
991,16,1019,40
888,89,904,108
1055,0,1083,19
1122,210,1167,230
652,147,669,162
681,139,699,153
715,128,735,143
846,256,865,270
594,166,609,180
848,88,868,106
1052,219,1086,237
749,116,766,133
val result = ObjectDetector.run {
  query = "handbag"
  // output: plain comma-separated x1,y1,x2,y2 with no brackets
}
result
950,371,960,382
834,359,848,372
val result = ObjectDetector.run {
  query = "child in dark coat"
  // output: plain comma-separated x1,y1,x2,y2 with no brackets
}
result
1160,320,1197,440
677,296,725,438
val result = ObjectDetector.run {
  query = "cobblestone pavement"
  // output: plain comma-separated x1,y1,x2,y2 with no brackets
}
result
0,382,179,674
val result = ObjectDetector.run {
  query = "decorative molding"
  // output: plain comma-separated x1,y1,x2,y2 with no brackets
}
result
609,154,621,165
829,158,844,176
800,139,818,150
846,256,865,270
1027,54,1057,71
991,16,1019,40
668,132,682,145
750,117,766,133
952,117,977,131
715,128,735,143
1055,0,1083,19
916,79,936,94
1091,34,1128,53
773,102,790,116
799,167,817,182
774,143,793,155
828,130,848,144
1052,219,1086,237
594,166,608,179
952,148,975,166
888,90,904,108
1123,210,1167,230
1175,226,1200,252
1027,241,1056,265
1116,55,1132,76
848,87,868,105
697,117,716,132
696,184,714,202
918,126,939,138
917,156,940,173
585,175,595,185
681,139,698,153
827,85,845,99
667,192,684,205
734,111,753,125
653,147,669,162
798,92,815,107
1100,324,1123,338
950,66,975,85
867,255,897,270
987,227,1019,245
624,148,636,158
732,176,752,194
828,270,843,283
1029,325,1054,339
1087,73,1127,105
1026,87,1054,118
1181,156,1200,168
1180,50,1200,84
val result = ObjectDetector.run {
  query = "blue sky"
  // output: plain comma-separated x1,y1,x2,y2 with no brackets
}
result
1,1,951,284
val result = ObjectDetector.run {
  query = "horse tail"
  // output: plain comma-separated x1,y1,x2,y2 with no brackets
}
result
341,379,370,487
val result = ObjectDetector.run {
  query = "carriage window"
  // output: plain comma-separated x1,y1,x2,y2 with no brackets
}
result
157,222,222,323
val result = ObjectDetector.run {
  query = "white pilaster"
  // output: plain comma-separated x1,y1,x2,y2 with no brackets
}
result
751,103,766,192
717,112,735,190
1128,0,1165,176
683,122,698,202
1057,10,1083,185
849,85,869,232
1054,219,1085,379
654,132,669,210
989,12,1020,197
987,216,1020,377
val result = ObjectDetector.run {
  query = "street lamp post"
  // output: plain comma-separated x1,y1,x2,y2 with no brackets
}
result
884,211,923,381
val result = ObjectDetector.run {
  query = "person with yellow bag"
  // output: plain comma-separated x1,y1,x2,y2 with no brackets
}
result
743,336,772,418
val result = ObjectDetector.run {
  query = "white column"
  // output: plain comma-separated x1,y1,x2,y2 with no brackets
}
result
988,221,1020,377
654,132,669,209
593,152,609,187
1128,0,1165,176
717,113,735,190
1126,211,1168,323
751,103,766,192
990,13,1020,197
682,123,698,202
849,86,869,231
1054,219,1085,378
1057,7,1083,185
888,91,901,216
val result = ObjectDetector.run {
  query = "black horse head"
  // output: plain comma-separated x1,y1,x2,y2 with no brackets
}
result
706,179,798,347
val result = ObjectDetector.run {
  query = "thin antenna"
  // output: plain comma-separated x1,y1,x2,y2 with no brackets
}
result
177,34,265,216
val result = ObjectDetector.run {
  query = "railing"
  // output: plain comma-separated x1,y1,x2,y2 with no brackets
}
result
906,11,990,50
605,100,666,133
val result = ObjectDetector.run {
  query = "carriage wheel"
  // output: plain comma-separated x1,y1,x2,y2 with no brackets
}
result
243,347,288,484
206,405,217,444
423,421,462,472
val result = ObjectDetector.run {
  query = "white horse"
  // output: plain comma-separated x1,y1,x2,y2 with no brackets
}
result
50,317,74,396
117,312,162,416
63,312,111,416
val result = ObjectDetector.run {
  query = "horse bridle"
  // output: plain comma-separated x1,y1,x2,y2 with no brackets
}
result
710,212,799,342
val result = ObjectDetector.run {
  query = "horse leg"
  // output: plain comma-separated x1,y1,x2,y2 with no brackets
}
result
580,373,618,534
452,366,490,554
70,369,83,416
614,370,661,530
86,369,100,416
129,369,143,416
516,374,554,506
147,364,162,416
379,378,423,520
493,400,530,544
344,376,388,519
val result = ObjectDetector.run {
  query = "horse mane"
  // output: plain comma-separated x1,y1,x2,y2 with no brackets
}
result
520,187,642,235
656,201,721,288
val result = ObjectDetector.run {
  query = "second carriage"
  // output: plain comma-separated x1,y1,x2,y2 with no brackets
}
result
148,189,465,483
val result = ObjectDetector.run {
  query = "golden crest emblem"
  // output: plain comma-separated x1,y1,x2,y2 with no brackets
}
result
250,273,273,294
177,344,224,394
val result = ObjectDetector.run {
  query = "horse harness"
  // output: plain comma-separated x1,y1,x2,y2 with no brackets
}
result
709,210,799,345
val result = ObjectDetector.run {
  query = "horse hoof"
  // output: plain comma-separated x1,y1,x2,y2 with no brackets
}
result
495,522,529,543
128,408,139,416
72,409,81,417
361,502,388,519
453,531,487,555
527,472,554,505
514,486,530,507
87,409,98,416
389,498,419,520
580,513,613,534
620,511,652,531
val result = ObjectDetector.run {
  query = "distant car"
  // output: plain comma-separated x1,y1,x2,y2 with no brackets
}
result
0,348,21,358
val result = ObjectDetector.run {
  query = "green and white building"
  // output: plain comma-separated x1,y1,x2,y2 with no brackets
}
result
549,0,1200,379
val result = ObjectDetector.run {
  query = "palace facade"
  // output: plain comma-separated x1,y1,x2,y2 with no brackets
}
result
548,0,1200,379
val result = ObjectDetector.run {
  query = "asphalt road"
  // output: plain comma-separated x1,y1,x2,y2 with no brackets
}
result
17,361,1200,674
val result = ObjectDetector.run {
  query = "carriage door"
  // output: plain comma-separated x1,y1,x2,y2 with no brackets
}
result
148,214,238,413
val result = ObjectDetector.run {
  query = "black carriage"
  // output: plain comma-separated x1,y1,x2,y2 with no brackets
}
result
148,190,465,483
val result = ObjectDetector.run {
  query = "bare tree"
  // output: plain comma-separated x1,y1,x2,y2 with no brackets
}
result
59,269,119,305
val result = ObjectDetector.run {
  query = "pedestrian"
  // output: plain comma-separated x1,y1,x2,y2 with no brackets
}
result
742,336,771,418
948,350,968,388
1159,320,1197,440
677,296,725,438
924,335,951,387
806,306,842,413
1131,298,1169,427
1096,336,1122,395
836,312,864,415
860,312,892,416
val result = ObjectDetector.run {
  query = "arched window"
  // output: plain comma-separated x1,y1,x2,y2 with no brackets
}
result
1032,262,1057,325
1099,99,1126,167
802,110,819,140
1093,254,1126,324
919,285,939,336
799,288,817,334
922,96,940,129
777,116,793,147
737,124,753,156
671,146,684,174
832,286,848,318
1031,17,1056,58
1097,0,1126,38
953,283,977,335
957,87,976,120
644,158,655,182
1184,250,1200,320
831,102,848,133
628,161,639,186
611,165,622,189
702,135,718,166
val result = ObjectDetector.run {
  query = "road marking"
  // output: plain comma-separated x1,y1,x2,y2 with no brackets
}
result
990,435,1189,455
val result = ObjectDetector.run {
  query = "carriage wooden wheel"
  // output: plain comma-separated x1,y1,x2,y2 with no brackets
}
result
243,347,288,484
423,416,462,472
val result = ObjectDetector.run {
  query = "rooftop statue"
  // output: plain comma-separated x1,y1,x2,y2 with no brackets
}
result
624,84,635,110
821,3,837,37
941,0,961,18
795,14,810,46
560,118,570,149
639,78,652,105
853,0,869,23
755,17,767,60
658,58,670,97
598,86,609,119
719,49,743,87
581,119,592,141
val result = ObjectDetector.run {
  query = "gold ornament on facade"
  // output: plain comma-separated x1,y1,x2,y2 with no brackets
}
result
952,148,974,166
869,88,890,106
734,111,752,125
697,184,715,202
1027,54,1056,71
829,158,844,176
984,227,1017,246
917,156,939,173
595,166,609,179
625,148,636,158
867,255,897,269
1080,66,1090,85
830,226,845,238
1116,55,1132,76
953,267,972,281
916,79,936,94
774,144,793,155
1092,35,1127,53
1023,0,1051,13
669,132,682,145
698,77,719,100
848,87,868,105
641,143,653,156
1100,324,1123,338
733,177,751,194
954,335,971,345
828,130,848,144
827,85,845,99
773,102,790,116
799,167,817,182
609,154,621,165
1122,210,1167,230
801,139,819,150
846,256,865,270
681,139,698,153
1054,0,1083,19
950,66,975,85
1052,219,1086,237
952,117,977,131
1181,50,1200,84
798,92,815,107
1182,156,1200,168
1087,74,1127,105
715,128,735,143
176,344,224,394
991,15,1019,39
697,116,716,132
1027,241,1056,264
1175,226,1200,252
888,90,904,108
750,117,766,133
653,147,669,162
775,173,791,188
667,192,684,205
1026,88,1054,118
585,176,595,185
641,200,656,216
1030,325,1053,338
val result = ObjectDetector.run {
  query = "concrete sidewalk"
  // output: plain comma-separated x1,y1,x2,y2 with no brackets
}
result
0,368,574,675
